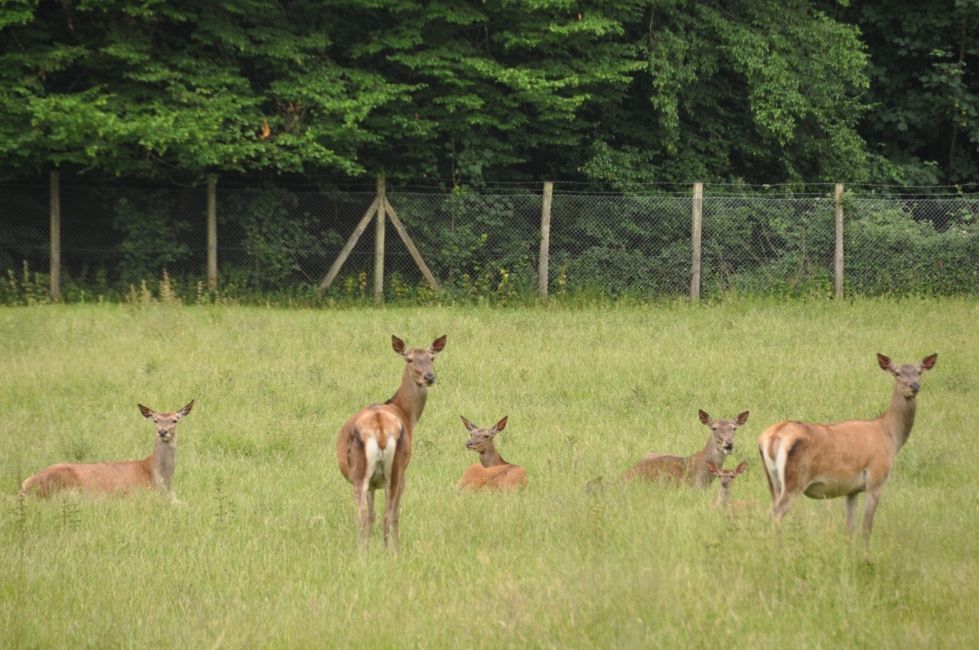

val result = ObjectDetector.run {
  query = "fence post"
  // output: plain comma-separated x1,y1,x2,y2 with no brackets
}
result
690,182,703,301
834,183,844,299
49,170,61,301
207,175,218,292
539,181,553,303
374,176,386,305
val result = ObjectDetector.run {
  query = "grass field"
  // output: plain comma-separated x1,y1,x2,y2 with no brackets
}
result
1,298,977,648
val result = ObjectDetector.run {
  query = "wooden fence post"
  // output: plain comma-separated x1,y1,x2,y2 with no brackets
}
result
207,175,218,292
49,170,61,301
383,197,440,291
538,181,553,303
374,176,386,305
690,182,703,301
834,183,844,299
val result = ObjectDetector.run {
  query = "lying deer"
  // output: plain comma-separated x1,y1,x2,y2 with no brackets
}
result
20,401,194,501
706,461,752,510
457,416,527,491
337,335,446,551
622,410,750,487
758,353,937,545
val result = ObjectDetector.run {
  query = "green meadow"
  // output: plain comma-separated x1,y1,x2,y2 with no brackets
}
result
1,299,977,648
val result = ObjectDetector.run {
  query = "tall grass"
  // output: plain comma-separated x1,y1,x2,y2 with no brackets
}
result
1,299,977,648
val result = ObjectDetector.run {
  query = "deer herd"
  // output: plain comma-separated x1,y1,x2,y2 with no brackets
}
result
18,333,938,553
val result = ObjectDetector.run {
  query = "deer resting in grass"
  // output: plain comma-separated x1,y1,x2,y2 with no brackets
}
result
457,416,527,491
758,353,937,544
622,410,750,487
706,461,752,510
337,335,446,551
20,401,194,501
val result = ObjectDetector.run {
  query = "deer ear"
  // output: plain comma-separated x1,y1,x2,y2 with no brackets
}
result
430,335,447,353
921,353,937,370
177,400,194,418
460,415,478,433
706,461,719,475
493,416,508,433
392,336,406,356
698,410,711,424
735,411,749,426
876,353,893,371
138,404,155,419
734,462,748,475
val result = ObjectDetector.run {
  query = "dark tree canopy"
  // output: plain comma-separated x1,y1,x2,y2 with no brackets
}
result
0,1,974,186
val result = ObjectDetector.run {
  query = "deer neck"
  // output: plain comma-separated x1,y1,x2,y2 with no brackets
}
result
149,438,177,482
880,384,917,452
712,486,729,509
388,366,428,429
689,440,725,487
478,446,507,468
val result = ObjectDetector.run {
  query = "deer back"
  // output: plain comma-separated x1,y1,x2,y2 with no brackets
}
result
458,463,527,491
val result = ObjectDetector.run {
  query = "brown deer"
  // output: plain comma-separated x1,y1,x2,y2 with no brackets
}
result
758,353,937,544
706,461,753,511
20,401,194,501
457,416,527,491
622,410,750,487
336,334,446,551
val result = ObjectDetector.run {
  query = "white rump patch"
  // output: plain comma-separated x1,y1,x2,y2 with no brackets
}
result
364,434,397,490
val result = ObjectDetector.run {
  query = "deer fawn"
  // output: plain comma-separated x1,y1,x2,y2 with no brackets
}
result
336,334,446,551
758,353,937,545
457,416,527,491
706,461,752,510
622,410,750,487
20,401,194,501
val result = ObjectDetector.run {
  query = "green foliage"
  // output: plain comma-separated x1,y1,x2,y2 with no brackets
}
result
219,188,341,290
846,200,979,294
113,194,192,284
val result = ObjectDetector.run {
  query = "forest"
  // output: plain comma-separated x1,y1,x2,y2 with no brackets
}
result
1,1,977,300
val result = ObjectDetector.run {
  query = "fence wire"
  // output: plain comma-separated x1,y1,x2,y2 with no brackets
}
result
1,184,977,302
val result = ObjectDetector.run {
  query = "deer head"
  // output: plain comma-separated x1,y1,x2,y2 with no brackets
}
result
706,460,748,490
392,335,447,387
877,353,937,399
698,409,749,456
461,415,507,453
138,401,194,444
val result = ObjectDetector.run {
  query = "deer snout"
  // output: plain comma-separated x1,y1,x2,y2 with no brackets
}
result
424,372,436,386
910,382,920,394
722,441,734,454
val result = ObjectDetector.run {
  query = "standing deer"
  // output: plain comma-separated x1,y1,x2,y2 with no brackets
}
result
622,410,750,487
336,334,446,551
758,353,937,544
20,401,194,501
457,416,527,491
706,461,750,510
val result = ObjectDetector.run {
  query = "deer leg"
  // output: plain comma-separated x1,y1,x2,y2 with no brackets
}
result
845,493,858,536
354,480,371,550
759,448,777,501
366,490,376,539
862,485,884,545
384,477,404,554
384,445,409,554
771,490,795,520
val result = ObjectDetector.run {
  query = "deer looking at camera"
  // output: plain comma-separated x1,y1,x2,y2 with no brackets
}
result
758,353,937,545
706,461,754,511
337,335,446,552
20,401,194,501
457,416,527,491
622,410,750,487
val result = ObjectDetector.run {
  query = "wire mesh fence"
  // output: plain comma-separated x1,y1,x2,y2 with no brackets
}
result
1,181,977,304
